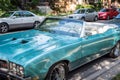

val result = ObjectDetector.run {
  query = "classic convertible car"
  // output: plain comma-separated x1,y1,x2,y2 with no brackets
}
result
0,17,120,80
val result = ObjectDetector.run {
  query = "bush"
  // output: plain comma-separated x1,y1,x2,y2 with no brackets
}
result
112,74,120,80
76,5,84,9
0,0,16,11
76,4,95,9
76,4,102,11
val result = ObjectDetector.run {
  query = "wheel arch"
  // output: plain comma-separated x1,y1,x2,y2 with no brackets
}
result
0,22,9,32
109,40,120,58
114,40,120,45
45,60,70,80
49,60,70,70
0,22,9,27
33,21,40,27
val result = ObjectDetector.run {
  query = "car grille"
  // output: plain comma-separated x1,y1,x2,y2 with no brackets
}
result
0,60,8,71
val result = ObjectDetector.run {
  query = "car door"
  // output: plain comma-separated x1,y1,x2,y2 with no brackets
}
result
80,27,115,64
22,11,36,28
8,11,24,29
89,9,96,21
85,9,93,21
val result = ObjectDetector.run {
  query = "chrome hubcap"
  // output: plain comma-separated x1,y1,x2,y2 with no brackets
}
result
0,24,8,32
51,65,66,80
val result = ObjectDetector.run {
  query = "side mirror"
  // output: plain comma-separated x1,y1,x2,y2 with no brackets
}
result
11,16,16,19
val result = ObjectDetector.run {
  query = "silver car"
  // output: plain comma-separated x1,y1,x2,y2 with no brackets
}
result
68,8,98,21
0,11,44,33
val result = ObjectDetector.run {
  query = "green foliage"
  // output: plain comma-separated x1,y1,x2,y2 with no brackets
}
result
27,0,39,9
76,4,95,9
76,5,84,9
76,3,102,11
0,0,16,11
112,74,120,80
0,10,4,16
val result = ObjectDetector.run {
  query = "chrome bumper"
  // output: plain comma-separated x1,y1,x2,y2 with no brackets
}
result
0,70,31,80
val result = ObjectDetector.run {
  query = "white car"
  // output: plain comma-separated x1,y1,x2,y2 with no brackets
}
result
0,11,44,33
68,8,98,21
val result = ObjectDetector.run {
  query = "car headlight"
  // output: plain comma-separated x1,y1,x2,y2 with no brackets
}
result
101,13,107,16
9,62,24,77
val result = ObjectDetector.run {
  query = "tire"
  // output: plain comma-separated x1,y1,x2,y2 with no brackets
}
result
81,17,85,21
94,16,98,21
45,62,69,80
107,16,110,20
109,42,120,58
33,21,40,28
0,23,9,33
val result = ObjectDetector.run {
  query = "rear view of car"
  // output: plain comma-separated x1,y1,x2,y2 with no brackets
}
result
98,8,119,20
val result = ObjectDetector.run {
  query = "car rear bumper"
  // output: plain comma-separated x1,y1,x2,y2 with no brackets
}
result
0,70,31,80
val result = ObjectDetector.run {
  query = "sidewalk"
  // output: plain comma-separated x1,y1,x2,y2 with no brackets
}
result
69,57,120,80
83,57,120,80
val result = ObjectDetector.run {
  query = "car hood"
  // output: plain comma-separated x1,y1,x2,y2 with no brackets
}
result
68,14,84,17
0,29,79,66
98,12,107,15
0,17,9,22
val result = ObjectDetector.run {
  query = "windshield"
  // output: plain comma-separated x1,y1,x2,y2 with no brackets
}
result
37,18,83,37
74,9,85,14
0,12,14,18
100,8,109,12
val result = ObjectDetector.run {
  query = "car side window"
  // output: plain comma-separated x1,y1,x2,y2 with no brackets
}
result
89,9,94,13
13,12,23,18
86,9,89,13
23,12,34,17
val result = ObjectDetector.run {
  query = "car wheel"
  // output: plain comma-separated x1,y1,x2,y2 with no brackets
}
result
109,42,120,58
107,16,110,20
0,23,9,33
45,62,69,80
81,17,85,21
94,16,98,21
33,21,40,28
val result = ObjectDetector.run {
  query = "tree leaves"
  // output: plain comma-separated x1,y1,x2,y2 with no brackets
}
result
0,0,16,11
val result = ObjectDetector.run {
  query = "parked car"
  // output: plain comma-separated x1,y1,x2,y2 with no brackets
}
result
68,8,98,21
0,11,44,33
98,8,119,20
0,17,120,80
102,13,120,25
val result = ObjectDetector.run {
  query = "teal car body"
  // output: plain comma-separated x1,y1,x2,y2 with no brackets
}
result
0,17,120,80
